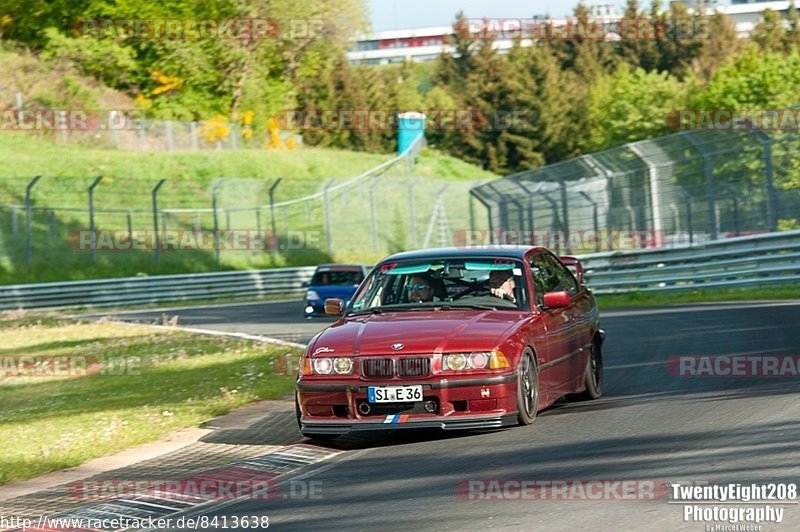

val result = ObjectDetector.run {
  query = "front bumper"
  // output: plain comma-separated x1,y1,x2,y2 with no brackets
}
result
297,373,519,434
300,412,519,434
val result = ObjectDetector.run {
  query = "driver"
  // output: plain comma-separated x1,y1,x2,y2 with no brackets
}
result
406,275,435,303
489,270,517,303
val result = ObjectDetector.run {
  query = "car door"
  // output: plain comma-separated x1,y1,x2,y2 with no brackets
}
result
549,254,593,384
529,253,572,391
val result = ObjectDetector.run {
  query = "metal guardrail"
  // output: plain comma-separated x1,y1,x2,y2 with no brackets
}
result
0,267,316,310
580,230,800,294
2,231,799,310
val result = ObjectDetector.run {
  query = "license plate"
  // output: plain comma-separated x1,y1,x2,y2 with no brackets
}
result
367,385,423,403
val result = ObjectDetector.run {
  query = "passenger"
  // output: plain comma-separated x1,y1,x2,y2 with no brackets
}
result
489,270,517,303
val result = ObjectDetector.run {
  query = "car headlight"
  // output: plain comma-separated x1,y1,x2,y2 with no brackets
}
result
442,350,509,371
443,353,467,371
333,357,353,375
301,356,354,376
313,358,332,375
306,290,320,301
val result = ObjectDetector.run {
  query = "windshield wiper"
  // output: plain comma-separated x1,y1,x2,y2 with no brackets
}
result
402,304,498,311
348,308,385,316
440,303,498,311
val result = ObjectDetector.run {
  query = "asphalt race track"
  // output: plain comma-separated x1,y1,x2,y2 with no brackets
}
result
107,300,800,530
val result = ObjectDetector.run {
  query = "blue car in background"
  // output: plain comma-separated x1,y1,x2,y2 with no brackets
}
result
303,264,368,318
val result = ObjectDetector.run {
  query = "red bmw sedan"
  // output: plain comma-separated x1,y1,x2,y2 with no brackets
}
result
295,246,604,439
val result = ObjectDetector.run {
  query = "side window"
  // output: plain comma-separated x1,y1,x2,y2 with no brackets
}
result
550,255,579,296
530,254,560,304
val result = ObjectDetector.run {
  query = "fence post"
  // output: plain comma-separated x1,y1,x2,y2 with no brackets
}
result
138,124,147,151
11,207,19,238
165,121,174,152
88,176,104,263
628,146,666,247
683,132,718,240
675,185,693,246
50,210,57,238
748,130,778,232
152,179,166,262
190,121,199,151
408,176,421,247
268,178,282,252
24,175,42,268
468,188,496,244
541,192,562,253
211,179,223,264
510,180,535,237
369,175,379,251
535,170,570,248
719,183,740,237
578,191,600,252
323,179,335,253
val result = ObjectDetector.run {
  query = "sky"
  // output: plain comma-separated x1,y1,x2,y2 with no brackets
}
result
367,0,641,31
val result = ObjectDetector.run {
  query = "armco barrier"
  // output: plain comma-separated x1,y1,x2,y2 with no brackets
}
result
0,267,316,310
580,230,800,294
1,231,799,310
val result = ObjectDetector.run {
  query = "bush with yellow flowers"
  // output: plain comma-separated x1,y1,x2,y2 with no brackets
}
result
199,115,231,143
150,71,182,95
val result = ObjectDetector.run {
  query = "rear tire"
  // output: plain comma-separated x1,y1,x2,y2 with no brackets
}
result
575,336,603,401
516,352,539,426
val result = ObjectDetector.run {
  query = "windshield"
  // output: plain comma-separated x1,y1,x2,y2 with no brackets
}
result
348,258,528,314
310,270,363,286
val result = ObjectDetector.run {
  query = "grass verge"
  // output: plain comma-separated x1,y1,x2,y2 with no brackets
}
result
0,315,302,486
595,284,800,309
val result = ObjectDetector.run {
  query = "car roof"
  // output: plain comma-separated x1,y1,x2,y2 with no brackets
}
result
381,246,547,262
313,264,365,272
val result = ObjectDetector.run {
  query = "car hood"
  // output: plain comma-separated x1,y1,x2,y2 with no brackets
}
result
308,310,528,356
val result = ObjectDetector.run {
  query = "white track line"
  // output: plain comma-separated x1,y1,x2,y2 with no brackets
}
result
116,321,309,350
70,298,299,318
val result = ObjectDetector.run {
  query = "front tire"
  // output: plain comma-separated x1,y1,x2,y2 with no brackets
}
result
516,352,539,426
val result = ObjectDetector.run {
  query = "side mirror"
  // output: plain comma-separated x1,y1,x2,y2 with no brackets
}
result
324,298,344,316
542,291,570,309
301,281,309,288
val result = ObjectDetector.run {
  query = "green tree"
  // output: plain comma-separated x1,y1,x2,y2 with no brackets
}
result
691,12,741,83
693,45,800,110
750,9,788,53
583,63,688,152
